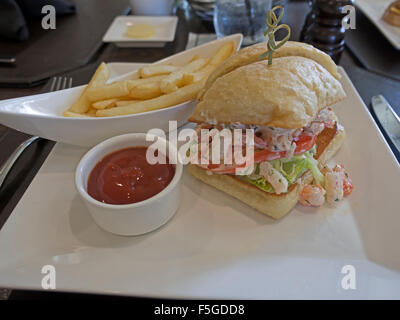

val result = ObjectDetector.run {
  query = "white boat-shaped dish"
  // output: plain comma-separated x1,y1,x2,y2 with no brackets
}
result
0,34,243,147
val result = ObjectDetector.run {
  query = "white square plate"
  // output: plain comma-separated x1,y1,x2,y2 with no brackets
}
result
103,16,178,48
0,68,400,299
356,0,400,50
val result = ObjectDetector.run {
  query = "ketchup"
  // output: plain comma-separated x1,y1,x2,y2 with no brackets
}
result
87,147,175,205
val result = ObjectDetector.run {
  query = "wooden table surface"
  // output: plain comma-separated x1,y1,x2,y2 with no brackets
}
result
0,0,399,300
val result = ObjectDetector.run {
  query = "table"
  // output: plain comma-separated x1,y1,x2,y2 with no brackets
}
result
0,0,399,300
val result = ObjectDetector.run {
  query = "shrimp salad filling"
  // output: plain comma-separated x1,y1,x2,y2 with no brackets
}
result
192,107,353,206
241,146,322,195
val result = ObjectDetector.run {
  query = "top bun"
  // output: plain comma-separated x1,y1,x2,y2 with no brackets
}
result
189,55,346,129
198,41,341,100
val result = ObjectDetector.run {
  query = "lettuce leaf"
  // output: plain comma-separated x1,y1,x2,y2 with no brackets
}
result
270,157,308,184
303,152,324,185
241,148,324,193
242,175,275,193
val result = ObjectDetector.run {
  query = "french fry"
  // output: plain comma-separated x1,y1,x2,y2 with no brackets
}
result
68,62,109,113
130,71,141,80
209,41,234,66
128,74,166,84
96,79,206,117
64,42,235,117
86,75,167,102
116,100,139,107
90,63,110,87
182,64,215,85
160,58,209,94
181,44,233,86
192,42,234,97
87,81,130,102
187,54,200,63
92,98,119,110
139,65,179,78
84,107,98,117
130,82,163,100
63,111,90,117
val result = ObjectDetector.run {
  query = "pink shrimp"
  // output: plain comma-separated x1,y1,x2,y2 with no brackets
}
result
333,164,354,196
299,184,326,207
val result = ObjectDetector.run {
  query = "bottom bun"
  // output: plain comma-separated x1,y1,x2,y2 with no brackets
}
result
188,126,346,220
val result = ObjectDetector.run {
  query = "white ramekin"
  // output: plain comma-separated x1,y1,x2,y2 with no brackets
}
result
75,133,182,236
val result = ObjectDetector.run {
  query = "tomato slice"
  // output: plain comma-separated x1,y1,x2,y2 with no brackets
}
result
253,134,316,163
206,134,316,174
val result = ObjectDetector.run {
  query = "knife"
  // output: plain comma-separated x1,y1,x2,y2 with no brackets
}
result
371,95,400,154
0,56,16,65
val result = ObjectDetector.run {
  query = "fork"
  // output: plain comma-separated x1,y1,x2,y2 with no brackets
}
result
0,76,73,190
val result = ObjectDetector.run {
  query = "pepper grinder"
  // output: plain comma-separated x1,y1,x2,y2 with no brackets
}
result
300,0,354,63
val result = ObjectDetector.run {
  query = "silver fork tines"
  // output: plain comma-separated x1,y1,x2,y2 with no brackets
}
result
0,77,73,189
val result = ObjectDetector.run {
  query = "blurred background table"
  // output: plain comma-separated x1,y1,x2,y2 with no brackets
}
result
0,0,399,300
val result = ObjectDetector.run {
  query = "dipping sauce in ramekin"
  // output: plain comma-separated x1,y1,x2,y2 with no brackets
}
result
75,133,182,235
87,147,175,205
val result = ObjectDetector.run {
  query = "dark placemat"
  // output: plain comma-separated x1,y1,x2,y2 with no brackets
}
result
0,61,102,231
345,7,400,82
0,0,129,87
342,61,400,162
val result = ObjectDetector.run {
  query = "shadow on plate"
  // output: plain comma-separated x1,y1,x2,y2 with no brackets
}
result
68,195,153,248
184,170,282,226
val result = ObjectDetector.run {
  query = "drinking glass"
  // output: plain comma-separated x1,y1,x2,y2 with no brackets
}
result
214,0,272,46
130,0,175,16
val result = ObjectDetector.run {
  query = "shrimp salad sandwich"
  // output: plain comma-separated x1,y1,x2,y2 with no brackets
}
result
187,41,353,219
